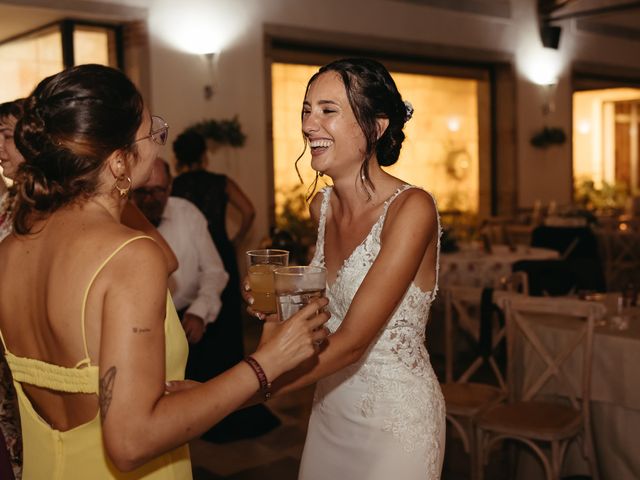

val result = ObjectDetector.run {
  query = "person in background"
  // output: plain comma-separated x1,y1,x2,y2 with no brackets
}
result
172,131,278,442
0,63,329,480
0,98,26,480
133,157,229,348
0,99,25,241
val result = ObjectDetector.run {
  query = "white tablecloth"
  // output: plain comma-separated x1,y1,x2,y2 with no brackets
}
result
517,307,640,479
440,245,559,288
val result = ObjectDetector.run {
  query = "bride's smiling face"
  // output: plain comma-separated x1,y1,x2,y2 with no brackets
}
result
301,71,367,179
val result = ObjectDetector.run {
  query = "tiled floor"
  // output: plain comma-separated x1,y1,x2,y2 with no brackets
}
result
188,315,510,480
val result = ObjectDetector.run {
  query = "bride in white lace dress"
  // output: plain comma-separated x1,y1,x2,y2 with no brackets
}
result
265,58,445,479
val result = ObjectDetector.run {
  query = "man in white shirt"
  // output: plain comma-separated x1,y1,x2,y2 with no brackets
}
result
133,158,229,347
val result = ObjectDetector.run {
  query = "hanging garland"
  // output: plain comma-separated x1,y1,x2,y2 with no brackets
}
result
530,126,566,149
183,116,246,147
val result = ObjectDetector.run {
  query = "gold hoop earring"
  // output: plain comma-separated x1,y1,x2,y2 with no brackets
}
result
114,176,132,198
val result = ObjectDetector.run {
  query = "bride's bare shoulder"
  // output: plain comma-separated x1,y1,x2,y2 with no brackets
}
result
389,187,437,223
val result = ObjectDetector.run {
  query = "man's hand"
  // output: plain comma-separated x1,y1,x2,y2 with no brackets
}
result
181,313,205,343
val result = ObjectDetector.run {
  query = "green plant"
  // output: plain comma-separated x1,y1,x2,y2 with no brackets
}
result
184,116,246,147
574,178,630,211
275,184,317,263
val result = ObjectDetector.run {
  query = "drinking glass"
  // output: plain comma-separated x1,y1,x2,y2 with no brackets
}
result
246,249,289,314
274,266,327,321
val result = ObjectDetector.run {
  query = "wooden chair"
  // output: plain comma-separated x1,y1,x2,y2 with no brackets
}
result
442,286,523,479
593,226,640,291
475,296,605,480
478,217,507,245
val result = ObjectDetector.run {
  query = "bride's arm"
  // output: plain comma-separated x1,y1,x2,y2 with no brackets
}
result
271,189,438,395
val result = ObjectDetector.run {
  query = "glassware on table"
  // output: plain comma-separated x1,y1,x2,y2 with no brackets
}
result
274,266,327,321
246,249,289,314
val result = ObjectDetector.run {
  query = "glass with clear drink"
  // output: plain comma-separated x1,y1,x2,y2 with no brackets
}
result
274,266,327,321
246,249,289,314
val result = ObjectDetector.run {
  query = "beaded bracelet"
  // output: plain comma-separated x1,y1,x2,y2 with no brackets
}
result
244,355,272,401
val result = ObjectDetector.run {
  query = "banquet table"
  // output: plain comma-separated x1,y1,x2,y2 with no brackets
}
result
440,244,559,288
516,299,640,480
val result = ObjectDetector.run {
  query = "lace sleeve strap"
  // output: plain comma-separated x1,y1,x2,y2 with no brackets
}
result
314,187,333,258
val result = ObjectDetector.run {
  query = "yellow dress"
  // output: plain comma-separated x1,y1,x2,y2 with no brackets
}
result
0,236,192,479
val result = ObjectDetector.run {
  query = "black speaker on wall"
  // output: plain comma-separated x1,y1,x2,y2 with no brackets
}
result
540,23,562,49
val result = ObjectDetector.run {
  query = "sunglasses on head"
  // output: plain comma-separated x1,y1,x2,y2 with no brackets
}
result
134,115,169,146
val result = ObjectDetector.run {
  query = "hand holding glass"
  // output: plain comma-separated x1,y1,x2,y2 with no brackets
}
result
246,249,289,314
274,266,327,321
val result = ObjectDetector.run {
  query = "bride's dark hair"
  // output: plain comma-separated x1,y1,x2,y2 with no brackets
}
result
13,64,143,234
295,57,408,197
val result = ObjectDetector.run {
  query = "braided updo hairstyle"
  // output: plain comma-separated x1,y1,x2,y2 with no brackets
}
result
297,58,409,196
13,64,143,234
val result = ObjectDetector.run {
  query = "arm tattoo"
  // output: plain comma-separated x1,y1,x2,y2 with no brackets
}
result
99,366,117,423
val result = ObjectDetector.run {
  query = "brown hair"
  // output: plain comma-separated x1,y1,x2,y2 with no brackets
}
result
0,98,26,125
13,64,143,234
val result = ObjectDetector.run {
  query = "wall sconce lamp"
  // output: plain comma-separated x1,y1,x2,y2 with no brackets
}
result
540,81,557,116
203,52,217,100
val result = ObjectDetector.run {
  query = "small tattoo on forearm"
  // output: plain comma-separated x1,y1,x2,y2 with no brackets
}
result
99,366,116,422
132,327,151,333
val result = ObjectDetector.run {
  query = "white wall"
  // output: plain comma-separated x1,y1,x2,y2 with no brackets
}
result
140,0,640,249
2,0,640,249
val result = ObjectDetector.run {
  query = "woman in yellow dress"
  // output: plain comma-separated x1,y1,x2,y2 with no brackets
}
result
0,64,329,480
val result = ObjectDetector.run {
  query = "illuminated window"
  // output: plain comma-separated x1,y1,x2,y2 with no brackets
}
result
573,88,640,205
0,20,121,103
0,26,63,102
0,20,121,182
272,62,482,219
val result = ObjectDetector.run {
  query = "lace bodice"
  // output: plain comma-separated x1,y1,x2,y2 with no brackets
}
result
310,184,445,464
311,184,440,372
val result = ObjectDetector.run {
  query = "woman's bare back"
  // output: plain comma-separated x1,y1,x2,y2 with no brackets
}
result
0,205,145,430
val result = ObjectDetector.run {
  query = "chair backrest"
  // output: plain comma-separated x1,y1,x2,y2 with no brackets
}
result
502,296,605,412
593,227,640,290
443,286,523,389
512,259,576,296
531,225,600,260
479,216,511,246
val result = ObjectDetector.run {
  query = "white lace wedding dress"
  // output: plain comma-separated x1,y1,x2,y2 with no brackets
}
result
298,184,446,480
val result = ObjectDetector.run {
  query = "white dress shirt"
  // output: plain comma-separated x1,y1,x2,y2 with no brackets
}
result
158,196,229,325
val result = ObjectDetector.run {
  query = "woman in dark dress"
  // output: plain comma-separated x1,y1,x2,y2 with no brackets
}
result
172,131,279,441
